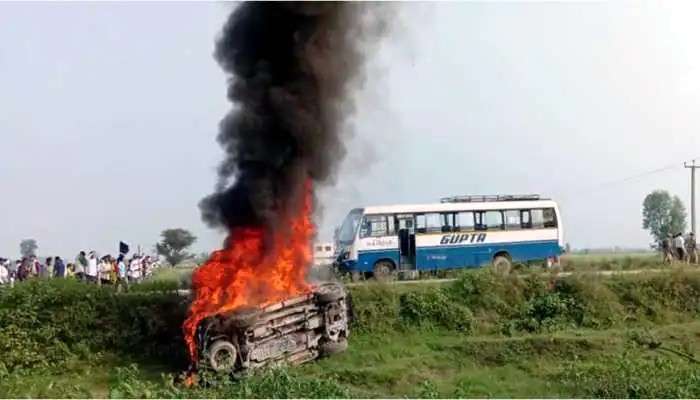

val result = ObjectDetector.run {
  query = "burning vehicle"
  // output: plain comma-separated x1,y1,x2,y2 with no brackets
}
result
182,2,383,379
194,282,349,374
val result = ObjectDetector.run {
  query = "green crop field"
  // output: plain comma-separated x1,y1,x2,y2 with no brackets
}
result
2,265,700,398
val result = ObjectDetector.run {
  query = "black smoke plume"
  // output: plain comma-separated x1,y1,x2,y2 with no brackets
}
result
200,2,381,232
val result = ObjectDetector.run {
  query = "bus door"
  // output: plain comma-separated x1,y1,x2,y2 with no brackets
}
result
396,214,416,270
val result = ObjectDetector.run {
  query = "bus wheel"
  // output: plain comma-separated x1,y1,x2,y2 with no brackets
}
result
350,271,363,282
373,261,395,281
492,255,512,275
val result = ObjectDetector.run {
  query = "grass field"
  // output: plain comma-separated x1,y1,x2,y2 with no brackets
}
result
4,320,699,398
2,261,700,398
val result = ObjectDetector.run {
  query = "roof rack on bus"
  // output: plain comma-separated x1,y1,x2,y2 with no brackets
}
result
440,194,542,203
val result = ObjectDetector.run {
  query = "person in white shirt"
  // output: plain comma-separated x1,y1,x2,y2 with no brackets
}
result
673,233,686,262
128,256,141,283
0,259,8,285
86,251,99,283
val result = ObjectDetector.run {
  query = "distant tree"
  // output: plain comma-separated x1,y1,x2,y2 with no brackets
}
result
19,239,38,258
155,228,197,267
642,190,687,243
565,243,572,253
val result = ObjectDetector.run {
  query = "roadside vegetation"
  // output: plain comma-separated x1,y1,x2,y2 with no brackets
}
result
2,262,699,398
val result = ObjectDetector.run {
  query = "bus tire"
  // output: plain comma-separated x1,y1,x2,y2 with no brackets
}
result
350,271,363,282
373,260,395,281
492,255,512,275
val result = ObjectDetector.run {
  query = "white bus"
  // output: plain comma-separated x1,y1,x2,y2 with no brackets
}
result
334,195,563,279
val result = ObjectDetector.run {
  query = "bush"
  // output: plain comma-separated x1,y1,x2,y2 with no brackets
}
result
0,279,188,375
399,290,474,332
348,285,400,333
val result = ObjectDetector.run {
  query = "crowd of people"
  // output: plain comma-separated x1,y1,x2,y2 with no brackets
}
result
661,232,698,264
0,251,158,287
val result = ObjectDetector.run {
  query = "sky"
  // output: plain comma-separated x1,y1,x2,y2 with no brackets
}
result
1,2,700,258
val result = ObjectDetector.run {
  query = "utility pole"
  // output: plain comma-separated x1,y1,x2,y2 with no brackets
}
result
685,160,699,235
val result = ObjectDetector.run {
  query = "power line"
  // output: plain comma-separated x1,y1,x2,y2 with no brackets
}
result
556,156,700,201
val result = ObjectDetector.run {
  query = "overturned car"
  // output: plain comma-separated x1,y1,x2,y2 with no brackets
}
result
194,282,350,374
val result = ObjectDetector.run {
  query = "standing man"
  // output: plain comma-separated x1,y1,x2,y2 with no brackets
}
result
128,255,141,283
43,257,53,279
117,255,128,292
686,232,698,264
74,251,87,281
673,233,687,263
86,251,99,284
662,235,674,264
0,258,8,285
54,256,66,278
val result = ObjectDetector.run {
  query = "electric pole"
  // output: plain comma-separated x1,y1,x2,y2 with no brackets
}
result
685,160,699,235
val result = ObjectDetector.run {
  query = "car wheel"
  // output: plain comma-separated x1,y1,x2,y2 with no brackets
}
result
207,339,237,372
373,261,395,281
320,338,348,356
350,270,362,282
492,255,512,275
229,307,261,329
316,282,345,303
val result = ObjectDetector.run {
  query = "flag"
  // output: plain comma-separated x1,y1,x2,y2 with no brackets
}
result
119,241,130,255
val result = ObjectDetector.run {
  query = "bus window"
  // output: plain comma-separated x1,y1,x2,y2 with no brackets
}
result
441,213,455,232
531,209,544,229
456,211,474,232
504,210,521,230
387,214,397,235
521,210,532,229
543,208,557,228
426,213,441,233
416,214,426,233
360,215,389,238
485,211,504,230
475,212,486,231
397,214,414,232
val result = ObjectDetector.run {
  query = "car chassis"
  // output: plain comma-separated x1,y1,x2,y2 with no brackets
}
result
195,282,349,374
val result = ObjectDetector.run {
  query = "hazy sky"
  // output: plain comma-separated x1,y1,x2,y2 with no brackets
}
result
2,2,700,258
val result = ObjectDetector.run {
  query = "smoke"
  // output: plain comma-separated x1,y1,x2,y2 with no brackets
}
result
200,2,385,233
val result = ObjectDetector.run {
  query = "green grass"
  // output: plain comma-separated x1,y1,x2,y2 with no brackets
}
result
4,322,699,398
146,266,194,288
4,269,700,398
560,252,662,272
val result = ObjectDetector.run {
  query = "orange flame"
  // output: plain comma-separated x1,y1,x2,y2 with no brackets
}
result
183,181,315,362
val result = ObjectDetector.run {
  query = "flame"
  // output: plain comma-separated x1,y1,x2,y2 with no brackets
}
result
183,181,314,362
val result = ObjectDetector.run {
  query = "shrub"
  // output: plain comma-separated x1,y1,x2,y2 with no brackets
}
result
348,285,400,333
553,276,624,329
0,279,188,374
399,290,474,332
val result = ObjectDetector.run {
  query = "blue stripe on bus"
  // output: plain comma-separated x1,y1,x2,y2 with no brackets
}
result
352,240,561,273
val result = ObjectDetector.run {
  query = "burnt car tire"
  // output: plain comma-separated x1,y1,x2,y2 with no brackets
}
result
316,282,345,303
230,307,262,329
320,338,348,356
207,339,238,372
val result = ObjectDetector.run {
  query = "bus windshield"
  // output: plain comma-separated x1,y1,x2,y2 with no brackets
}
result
338,209,363,244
